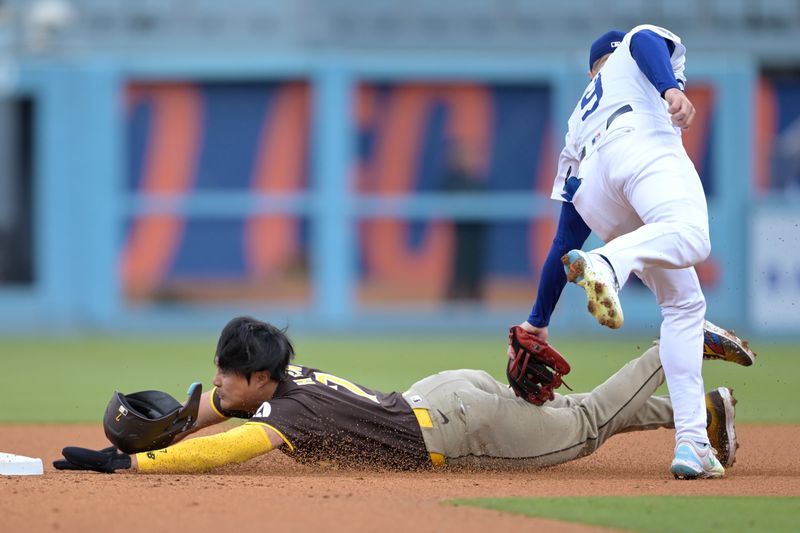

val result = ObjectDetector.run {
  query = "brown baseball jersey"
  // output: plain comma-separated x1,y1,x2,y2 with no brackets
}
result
212,364,431,470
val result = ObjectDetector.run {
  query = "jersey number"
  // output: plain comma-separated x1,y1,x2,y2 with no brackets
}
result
580,73,603,121
313,372,380,404
286,364,380,404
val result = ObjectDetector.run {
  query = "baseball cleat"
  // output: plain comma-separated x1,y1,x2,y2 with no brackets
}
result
562,250,623,329
670,438,725,480
705,387,738,467
703,321,756,366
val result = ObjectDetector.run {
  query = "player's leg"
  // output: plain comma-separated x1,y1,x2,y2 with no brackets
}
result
637,266,723,478
576,130,721,476
591,133,710,285
566,130,709,329
492,345,672,466
638,266,708,444
552,392,675,434
412,347,672,469
560,344,674,445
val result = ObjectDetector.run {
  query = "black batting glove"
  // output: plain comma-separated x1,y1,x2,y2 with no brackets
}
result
53,446,115,470
53,446,132,474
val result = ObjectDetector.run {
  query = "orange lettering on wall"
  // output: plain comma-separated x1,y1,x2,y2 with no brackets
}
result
360,84,492,290
681,85,714,170
245,83,309,280
354,85,378,192
120,84,202,297
754,79,776,196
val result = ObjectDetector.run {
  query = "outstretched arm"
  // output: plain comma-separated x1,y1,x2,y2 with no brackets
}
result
132,423,283,473
57,422,283,474
522,201,591,340
629,29,695,128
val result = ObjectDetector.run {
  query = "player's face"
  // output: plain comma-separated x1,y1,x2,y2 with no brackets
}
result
589,54,611,79
212,366,269,413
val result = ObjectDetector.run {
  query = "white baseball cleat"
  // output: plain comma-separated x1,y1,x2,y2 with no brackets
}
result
670,438,725,479
562,249,623,329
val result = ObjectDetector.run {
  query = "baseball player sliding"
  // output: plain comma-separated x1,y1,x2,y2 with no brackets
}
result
518,25,721,478
54,316,753,475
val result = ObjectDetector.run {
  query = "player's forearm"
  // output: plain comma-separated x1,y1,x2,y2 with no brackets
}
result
630,30,681,97
528,202,591,326
134,423,273,473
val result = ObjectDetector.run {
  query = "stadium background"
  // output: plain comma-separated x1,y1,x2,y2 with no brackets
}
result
1,3,799,532
0,0,798,336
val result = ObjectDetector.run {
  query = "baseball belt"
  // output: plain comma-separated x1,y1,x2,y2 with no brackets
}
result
579,104,634,161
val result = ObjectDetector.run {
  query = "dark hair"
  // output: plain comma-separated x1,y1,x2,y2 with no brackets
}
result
214,316,294,382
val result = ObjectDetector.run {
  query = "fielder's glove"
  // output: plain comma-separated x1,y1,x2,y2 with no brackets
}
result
53,446,131,474
507,326,571,405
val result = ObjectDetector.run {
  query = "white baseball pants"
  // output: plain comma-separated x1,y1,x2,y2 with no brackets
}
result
572,115,711,445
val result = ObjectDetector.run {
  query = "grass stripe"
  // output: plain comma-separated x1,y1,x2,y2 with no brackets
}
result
0,336,796,423
451,496,800,532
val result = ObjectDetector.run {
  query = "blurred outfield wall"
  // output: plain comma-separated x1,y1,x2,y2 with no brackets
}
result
0,0,798,335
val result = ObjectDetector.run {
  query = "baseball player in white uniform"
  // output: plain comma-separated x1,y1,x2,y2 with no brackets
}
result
518,25,720,479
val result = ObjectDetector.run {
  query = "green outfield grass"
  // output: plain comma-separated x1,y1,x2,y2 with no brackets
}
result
0,335,796,423
451,496,800,532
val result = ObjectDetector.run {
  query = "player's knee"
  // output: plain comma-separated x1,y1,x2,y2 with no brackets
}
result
662,293,705,319
689,295,707,317
686,225,711,263
696,233,711,263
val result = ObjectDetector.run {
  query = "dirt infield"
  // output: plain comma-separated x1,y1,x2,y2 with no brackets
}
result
1,424,798,533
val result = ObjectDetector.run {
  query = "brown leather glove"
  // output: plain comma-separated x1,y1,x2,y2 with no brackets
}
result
507,326,571,405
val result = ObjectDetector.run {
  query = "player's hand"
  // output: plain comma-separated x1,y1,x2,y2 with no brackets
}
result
53,446,132,473
53,446,117,470
516,321,549,345
664,88,695,129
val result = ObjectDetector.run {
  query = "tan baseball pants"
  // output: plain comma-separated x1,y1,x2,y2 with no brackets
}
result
403,344,673,469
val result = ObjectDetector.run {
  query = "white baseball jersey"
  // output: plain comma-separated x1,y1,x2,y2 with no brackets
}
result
551,25,687,202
